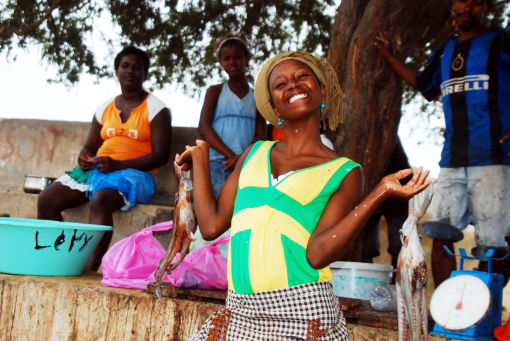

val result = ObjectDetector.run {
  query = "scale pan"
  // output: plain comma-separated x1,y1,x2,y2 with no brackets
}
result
430,274,491,331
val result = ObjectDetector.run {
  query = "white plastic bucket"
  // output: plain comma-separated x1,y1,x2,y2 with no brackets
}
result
329,261,394,300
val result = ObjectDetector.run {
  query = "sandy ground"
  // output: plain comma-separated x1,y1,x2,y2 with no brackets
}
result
373,217,510,324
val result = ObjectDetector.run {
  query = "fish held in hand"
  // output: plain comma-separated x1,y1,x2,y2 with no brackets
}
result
396,184,434,341
154,161,196,298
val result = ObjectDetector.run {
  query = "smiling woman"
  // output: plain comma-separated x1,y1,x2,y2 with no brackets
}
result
254,51,344,130
36,46,172,272
268,59,326,125
177,51,431,341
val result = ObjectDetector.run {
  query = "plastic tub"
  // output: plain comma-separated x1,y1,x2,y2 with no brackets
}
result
0,217,112,276
330,261,394,300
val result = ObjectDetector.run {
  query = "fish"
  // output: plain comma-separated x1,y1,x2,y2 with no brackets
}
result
154,161,196,299
396,184,434,341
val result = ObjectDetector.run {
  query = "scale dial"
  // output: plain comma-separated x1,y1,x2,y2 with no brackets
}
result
430,274,491,331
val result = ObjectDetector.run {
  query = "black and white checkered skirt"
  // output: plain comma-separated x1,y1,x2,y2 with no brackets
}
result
188,282,349,341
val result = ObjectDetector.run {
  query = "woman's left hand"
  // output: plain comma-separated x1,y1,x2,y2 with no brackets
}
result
222,154,241,173
379,167,431,200
93,156,121,172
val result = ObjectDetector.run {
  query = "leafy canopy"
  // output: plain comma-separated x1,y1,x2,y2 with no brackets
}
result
2,0,508,96
1,0,335,89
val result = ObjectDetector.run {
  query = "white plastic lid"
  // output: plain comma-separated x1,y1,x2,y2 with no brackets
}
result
329,261,394,272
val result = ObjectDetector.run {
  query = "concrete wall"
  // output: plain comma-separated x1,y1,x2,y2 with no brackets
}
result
0,118,199,205
0,118,199,247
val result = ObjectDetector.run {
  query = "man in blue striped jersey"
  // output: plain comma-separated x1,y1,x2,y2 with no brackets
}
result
374,0,510,287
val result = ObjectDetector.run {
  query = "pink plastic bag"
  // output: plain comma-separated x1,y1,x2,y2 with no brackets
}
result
101,220,230,291
168,235,229,290
101,221,173,289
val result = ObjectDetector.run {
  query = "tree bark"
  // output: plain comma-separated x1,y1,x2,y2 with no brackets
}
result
328,0,451,260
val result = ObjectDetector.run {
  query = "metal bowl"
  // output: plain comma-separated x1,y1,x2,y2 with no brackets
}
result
23,175,56,194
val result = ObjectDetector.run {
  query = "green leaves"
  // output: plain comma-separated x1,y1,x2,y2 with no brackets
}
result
1,0,106,84
1,0,335,91
3,0,506,93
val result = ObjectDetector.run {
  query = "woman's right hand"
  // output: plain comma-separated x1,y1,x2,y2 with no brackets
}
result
78,150,96,171
176,140,210,171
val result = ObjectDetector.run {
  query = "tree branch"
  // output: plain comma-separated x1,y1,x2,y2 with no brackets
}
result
0,0,64,38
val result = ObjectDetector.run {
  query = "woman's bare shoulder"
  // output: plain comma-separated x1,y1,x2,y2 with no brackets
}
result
206,83,224,94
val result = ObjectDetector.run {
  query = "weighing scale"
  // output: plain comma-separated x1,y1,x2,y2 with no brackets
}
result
429,247,508,340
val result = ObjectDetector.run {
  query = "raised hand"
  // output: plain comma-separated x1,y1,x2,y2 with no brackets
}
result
176,140,210,171
379,167,431,200
373,32,393,58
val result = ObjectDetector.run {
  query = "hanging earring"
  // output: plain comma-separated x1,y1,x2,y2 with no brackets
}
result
321,103,325,109
278,117,283,126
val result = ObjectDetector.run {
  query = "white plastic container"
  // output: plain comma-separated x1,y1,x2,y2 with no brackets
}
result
329,261,394,300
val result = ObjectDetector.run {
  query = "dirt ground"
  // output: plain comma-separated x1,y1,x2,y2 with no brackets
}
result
373,217,510,324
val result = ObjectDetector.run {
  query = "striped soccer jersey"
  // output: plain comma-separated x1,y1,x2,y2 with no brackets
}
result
417,28,510,167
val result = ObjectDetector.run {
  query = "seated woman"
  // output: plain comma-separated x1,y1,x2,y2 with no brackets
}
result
37,46,172,271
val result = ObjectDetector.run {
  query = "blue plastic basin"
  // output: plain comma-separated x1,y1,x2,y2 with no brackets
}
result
0,217,112,276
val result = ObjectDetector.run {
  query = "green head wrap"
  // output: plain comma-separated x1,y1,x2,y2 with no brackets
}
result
254,51,344,130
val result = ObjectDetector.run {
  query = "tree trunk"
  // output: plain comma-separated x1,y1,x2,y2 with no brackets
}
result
328,0,451,260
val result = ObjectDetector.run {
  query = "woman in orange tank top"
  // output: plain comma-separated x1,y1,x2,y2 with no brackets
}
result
37,46,172,271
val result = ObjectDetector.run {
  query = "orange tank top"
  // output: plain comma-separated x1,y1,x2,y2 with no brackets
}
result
95,93,166,172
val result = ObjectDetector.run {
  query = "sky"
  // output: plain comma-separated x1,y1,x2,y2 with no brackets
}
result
0,48,203,127
0,46,442,178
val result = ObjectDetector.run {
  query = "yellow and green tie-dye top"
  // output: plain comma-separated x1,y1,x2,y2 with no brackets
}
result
227,140,361,294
